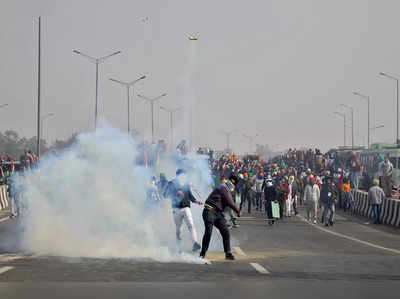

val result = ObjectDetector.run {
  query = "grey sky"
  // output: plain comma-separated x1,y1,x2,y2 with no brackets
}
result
1,0,400,153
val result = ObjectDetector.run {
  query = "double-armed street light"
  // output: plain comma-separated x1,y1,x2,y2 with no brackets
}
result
137,93,167,143
73,49,122,129
340,104,355,149
109,75,146,133
160,106,181,147
220,131,235,152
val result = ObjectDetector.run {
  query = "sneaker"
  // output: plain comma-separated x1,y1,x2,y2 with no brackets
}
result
313,220,317,224
233,223,239,228
199,252,205,259
225,253,235,260
192,242,201,252
325,223,329,227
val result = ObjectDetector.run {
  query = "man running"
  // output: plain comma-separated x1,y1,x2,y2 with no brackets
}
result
200,174,242,260
164,169,203,252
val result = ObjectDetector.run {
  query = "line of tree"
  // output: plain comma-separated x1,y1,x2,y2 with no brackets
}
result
0,130,78,160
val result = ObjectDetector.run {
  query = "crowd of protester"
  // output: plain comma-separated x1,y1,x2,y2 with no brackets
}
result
210,148,391,227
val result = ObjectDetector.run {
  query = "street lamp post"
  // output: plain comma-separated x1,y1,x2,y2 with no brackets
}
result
341,104,354,149
109,75,146,133
353,91,370,149
160,106,181,147
379,72,399,145
334,112,346,147
73,49,122,130
137,93,167,143
220,131,234,152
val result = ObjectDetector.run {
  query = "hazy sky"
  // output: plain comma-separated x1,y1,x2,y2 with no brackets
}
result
2,0,400,153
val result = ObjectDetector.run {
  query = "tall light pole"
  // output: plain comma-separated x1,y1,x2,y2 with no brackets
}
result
243,134,259,154
353,91,370,149
37,16,42,158
73,49,122,130
341,104,354,149
379,72,399,145
334,112,346,147
41,113,54,149
220,131,234,152
137,93,167,143
109,75,146,133
160,106,181,147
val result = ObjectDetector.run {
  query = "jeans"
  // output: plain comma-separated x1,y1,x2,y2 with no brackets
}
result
255,192,263,211
265,201,274,223
351,172,359,190
240,192,252,213
372,204,381,224
200,209,231,256
322,203,335,224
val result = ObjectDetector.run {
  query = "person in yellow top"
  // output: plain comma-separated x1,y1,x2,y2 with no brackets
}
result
342,179,353,214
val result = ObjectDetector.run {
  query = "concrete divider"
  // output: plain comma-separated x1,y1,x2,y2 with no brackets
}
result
0,185,9,211
351,190,400,227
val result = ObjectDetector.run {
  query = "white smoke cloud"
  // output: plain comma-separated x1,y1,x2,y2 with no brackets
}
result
12,126,221,263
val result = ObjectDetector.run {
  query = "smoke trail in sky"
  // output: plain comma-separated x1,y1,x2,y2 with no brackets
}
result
12,127,216,263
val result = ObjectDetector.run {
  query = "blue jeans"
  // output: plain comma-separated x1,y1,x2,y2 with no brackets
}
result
351,172,359,190
323,203,335,224
372,204,381,224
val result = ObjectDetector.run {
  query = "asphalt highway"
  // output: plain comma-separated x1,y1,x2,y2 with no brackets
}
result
0,206,400,299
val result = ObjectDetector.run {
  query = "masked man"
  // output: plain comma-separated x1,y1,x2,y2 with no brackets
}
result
200,174,242,260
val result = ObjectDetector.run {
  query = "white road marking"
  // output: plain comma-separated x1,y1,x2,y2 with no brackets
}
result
0,216,10,223
250,262,270,274
0,266,14,275
299,215,400,255
0,253,39,263
233,246,247,256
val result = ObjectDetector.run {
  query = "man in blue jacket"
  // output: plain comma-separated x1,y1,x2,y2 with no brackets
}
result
164,169,203,252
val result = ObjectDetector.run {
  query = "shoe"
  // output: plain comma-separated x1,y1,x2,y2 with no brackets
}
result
225,253,235,260
325,223,329,227
233,223,239,228
313,220,317,224
192,242,201,252
199,252,205,259
329,221,334,226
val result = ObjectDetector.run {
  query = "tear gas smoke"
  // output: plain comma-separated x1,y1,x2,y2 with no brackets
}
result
11,127,223,263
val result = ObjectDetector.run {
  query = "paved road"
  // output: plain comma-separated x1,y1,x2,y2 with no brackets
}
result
0,206,400,298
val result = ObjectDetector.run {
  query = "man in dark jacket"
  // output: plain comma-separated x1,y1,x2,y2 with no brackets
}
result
320,176,338,226
200,174,242,260
263,176,277,225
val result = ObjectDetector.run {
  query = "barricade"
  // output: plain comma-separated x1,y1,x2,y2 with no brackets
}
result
0,185,9,211
351,190,400,227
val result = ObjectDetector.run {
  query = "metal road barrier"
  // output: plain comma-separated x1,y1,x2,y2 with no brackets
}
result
352,190,400,227
0,185,9,211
